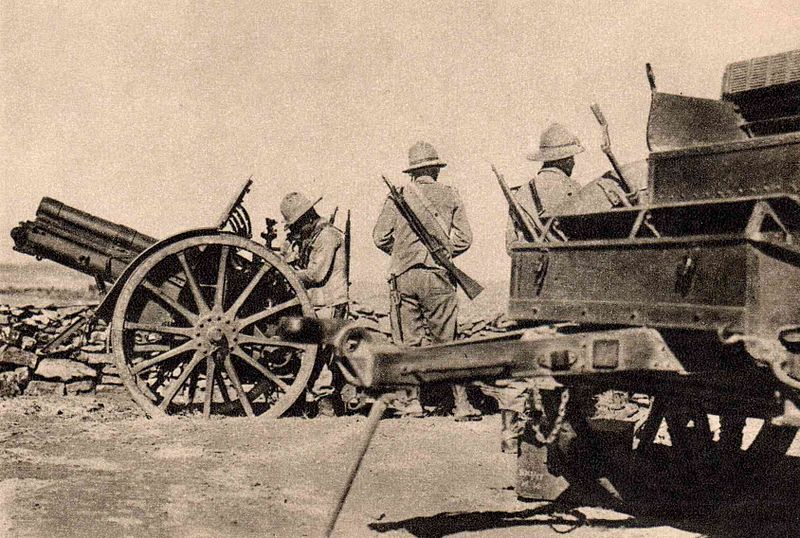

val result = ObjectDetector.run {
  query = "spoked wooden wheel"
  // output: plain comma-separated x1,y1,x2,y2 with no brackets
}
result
110,233,317,418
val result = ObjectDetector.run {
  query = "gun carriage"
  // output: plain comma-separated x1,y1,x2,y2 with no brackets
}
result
282,49,800,523
11,180,319,419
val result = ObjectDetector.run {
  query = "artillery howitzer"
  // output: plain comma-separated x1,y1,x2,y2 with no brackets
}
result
281,49,800,533
11,179,320,419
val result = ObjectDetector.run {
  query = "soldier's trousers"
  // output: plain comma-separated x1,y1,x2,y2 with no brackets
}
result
387,267,458,409
308,303,348,401
389,267,457,345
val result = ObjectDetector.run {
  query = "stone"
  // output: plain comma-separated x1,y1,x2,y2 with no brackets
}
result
0,367,30,397
81,343,106,353
25,314,51,326
0,346,38,369
0,314,9,325
41,309,61,321
35,358,98,381
20,336,37,350
25,380,66,396
99,375,123,386
88,330,108,344
95,384,126,393
66,379,97,395
58,305,92,317
77,351,115,365
101,364,118,375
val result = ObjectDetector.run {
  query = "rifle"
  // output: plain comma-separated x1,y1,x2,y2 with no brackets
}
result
492,166,566,243
492,165,540,242
344,209,351,293
590,104,635,204
382,176,484,300
329,206,339,225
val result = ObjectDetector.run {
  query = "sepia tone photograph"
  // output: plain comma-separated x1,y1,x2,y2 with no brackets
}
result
1,1,800,536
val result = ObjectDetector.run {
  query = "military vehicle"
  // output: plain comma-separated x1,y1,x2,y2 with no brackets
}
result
279,48,800,528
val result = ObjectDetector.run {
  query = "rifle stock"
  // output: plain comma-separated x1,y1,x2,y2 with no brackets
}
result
382,176,484,300
590,103,635,200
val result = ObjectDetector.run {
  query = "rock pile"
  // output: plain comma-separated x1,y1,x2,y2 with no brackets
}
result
0,304,124,398
347,301,515,341
0,301,516,400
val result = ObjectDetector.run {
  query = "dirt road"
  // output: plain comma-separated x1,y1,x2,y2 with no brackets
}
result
0,393,798,537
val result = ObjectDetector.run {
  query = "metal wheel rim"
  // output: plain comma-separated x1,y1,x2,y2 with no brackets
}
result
110,233,317,419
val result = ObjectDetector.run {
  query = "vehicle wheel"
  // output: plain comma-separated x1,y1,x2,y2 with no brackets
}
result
110,233,317,418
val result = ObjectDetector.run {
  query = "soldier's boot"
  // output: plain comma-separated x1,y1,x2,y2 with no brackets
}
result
501,410,522,453
393,387,424,418
316,397,337,418
452,384,482,422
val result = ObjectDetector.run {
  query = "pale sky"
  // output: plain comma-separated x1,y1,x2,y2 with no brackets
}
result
2,1,799,287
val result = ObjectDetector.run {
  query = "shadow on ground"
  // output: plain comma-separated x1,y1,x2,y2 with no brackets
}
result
370,447,800,538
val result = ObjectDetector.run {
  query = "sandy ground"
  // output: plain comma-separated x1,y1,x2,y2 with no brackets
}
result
1,393,800,538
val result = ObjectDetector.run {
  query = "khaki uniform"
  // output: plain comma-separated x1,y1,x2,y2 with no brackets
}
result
283,218,349,402
292,219,348,309
505,167,581,251
373,176,472,345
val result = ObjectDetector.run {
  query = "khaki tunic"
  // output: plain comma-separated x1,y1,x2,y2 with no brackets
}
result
289,219,348,308
504,167,579,251
372,176,472,278
372,175,472,347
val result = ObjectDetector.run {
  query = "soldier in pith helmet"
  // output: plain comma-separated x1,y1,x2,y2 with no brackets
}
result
373,141,481,420
505,123,585,249
492,124,586,451
279,192,348,417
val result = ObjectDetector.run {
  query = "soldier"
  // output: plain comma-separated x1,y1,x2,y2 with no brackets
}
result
505,123,585,248
373,141,481,420
486,124,588,452
279,192,348,417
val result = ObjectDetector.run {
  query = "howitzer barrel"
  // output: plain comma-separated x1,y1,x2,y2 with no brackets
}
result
11,224,131,282
11,197,158,283
37,197,156,253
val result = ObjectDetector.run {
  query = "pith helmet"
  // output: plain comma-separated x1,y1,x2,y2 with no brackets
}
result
280,192,322,226
527,123,585,162
403,141,447,173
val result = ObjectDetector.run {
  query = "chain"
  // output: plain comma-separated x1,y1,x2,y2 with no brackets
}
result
527,384,570,445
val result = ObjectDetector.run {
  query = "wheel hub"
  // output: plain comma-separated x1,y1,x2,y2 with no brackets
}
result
197,313,239,350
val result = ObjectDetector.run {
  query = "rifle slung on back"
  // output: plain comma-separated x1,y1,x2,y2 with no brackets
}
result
381,176,484,300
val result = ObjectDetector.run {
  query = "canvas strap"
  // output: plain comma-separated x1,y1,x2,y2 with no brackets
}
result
404,182,451,241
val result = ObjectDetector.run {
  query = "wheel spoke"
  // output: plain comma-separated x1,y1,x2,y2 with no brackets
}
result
214,246,229,310
177,252,210,314
141,280,198,323
124,321,195,338
186,367,200,405
158,350,206,411
232,345,290,393
204,354,216,418
131,340,197,375
214,369,232,403
239,297,301,328
223,354,255,417
236,333,308,350
226,263,272,317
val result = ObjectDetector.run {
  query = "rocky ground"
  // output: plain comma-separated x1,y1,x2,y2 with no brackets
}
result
1,392,800,537
2,278,800,537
